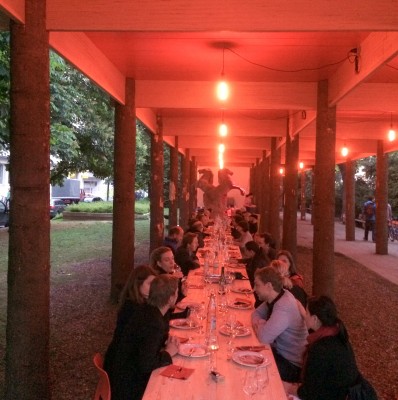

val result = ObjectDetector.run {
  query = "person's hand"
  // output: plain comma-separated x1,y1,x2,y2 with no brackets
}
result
165,336,180,356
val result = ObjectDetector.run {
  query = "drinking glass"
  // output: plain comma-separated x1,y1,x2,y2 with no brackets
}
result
243,370,258,399
256,365,269,393
195,302,206,335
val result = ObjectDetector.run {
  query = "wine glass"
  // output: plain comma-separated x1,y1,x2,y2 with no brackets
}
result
243,370,258,399
195,302,206,335
256,365,269,393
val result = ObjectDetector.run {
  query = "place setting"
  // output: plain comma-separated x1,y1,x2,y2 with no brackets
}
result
228,297,253,310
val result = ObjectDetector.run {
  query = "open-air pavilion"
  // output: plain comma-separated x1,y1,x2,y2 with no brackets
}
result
1,0,398,398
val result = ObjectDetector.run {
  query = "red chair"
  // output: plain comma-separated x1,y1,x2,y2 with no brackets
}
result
93,353,111,400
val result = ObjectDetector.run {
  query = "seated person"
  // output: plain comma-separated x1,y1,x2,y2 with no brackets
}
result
251,267,308,383
270,260,308,308
254,232,277,261
104,275,180,400
276,249,304,288
248,213,258,235
244,241,270,288
285,296,361,400
186,220,206,248
244,192,257,213
233,220,253,253
163,226,184,255
175,232,200,276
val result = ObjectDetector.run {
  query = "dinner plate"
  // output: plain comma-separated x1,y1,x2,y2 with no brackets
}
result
228,299,252,309
219,324,251,337
175,301,200,311
169,319,198,330
232,351,269,367
178,343,209,357
231,287,253,294
227,263,246,269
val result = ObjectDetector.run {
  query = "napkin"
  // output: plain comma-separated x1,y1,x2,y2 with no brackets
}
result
235,345,266,352
160,364,194,380
174,336,189,344
234,297,251,304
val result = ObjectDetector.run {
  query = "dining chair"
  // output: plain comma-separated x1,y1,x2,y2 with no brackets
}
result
93,353,111,400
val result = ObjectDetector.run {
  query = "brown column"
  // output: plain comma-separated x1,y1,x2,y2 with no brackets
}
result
7,2,51,399
189,156,197,213
345,158,356,241
310,167,315,225
249,165,254,194
300,169,306,220
282,129,299,260
179,149,190,228
169,136,179,228
375,141,388,254
111,79,136,302
260,155,270,231
313,80,336,298
150,115,165,253
269,138,281,249
254,158,260,209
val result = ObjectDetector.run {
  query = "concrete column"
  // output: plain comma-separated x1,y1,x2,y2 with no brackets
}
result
282,128,299,260
269,138,281,249
111,78,136,301
168,136,179,228
376,141,388,254
313,80,336,298
7,1,51,398
345,158,356,241
150,115,165,253
179,149,190,228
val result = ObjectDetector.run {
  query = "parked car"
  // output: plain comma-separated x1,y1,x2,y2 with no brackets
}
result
50,199,66,219
83,196,103,203
0,200,9,227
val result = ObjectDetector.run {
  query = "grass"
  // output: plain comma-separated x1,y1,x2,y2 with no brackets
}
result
66,198,150,214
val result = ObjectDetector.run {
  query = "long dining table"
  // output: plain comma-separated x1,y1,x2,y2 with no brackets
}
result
142,244,288,400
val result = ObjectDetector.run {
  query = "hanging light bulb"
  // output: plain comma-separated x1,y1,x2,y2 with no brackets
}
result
216,48,229,101
218,153,224,169
219,122,228,137
279,167,284,175
388,113,396,142
218,143,225,153
341,144,349,157
299,161,304,170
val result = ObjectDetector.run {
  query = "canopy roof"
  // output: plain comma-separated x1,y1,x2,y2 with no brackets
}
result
2,0,398,167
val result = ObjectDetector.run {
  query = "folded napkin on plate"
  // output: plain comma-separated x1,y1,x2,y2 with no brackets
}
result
187,284,204,289
174,336,189,344
235,345,266,352
160,364,194,380
235,297,251,304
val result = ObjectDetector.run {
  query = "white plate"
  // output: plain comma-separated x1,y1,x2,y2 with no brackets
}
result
219,324,251,337
169,319,198,330
232,351,269,367
231,287,253,294
228,299,252,309
178,343,209,357
175,301,200,310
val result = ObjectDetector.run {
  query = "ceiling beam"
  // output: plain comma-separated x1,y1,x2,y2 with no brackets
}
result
47,0,398,31
0,0,24,23
136,81,317,110
50,32,126,104
329,32,398,106
177,136,271,150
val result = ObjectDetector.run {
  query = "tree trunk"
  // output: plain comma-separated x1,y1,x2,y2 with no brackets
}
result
269,138,281,249
7,2,51,398
168,136,179,228
179,149,190,228
375,141,388,254
111,78,136,302
345,159,356,241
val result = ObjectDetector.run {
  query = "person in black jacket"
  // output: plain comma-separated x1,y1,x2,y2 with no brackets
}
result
175,232,200,276
285,296,360,400
104,275,180,400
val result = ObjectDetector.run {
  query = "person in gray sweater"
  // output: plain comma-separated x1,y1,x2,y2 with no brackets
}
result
251,267,308,382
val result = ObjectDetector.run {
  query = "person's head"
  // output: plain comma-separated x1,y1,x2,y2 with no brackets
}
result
147,274,179,310
276,249,297,276
249,214,258,223
242,211,251,221
197,213,209,227
150,246,176,274
236,220,249,233
367,195,374,202
270,259,293,289
181,232,199,253
245,240,260,258
168,226,184,242
192,220,204,232
119,265,157,306
254,266,283,302
305,295,339,331
254,232,275,250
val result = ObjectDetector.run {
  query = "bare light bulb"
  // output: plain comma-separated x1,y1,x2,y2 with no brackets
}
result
218,143,225,153
299,162,304,169
341,146,349,157
218,154,224,169
388,128,396,142
219,123,228,137
279,167,284,175
216,80,229,101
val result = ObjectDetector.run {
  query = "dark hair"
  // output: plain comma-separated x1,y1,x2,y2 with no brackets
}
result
276,249,297,275
237,220,249,232
307,295,349,342
169,226,183,236
245,240,260,253
250,214,258,220
119,265,156,307
256,232,276,249
254,266,283,292
181,232,198,248
148,275,179,308
149,246,173,271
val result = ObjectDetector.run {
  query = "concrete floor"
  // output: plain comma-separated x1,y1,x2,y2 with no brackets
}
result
296,213,398,286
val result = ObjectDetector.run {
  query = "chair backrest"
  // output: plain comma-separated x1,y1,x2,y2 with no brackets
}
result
93,353,111,400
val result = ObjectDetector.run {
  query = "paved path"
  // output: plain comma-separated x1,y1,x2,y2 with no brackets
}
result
296,213,398,286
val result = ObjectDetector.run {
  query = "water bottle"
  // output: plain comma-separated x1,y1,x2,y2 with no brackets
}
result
206,292,219,351
218,266,226,295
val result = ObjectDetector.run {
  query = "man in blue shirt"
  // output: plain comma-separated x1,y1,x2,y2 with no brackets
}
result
363,196,376,242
